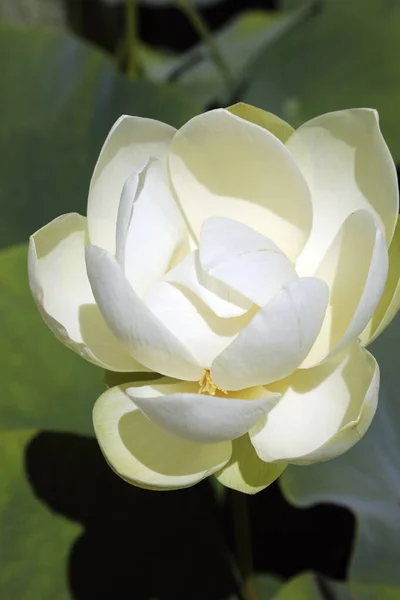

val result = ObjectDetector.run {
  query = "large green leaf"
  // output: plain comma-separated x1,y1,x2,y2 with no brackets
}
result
270,573,400,600
0,25,200,250
0,243,98,598
280,316,400,586
0,248,237,598
0,245,103,433
0,429,82,600
244,0,400,162
0,27,210,599
0,0,66,27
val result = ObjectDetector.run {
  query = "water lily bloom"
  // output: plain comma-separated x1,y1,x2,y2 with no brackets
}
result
28,104,399,493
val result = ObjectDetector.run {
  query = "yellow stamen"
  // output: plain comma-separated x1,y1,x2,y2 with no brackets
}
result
198,369,228,396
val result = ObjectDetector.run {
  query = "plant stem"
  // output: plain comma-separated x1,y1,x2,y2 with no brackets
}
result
175,0,235,97
125,0,140,77
231,491,259,600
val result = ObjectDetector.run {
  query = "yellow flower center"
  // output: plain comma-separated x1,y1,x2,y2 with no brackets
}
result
198,369,228,396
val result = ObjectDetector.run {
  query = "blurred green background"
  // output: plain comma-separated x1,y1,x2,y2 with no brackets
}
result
1,1,400,599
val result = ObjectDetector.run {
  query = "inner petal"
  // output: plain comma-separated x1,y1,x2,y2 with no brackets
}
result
199,216,298,307
165,250,251,319
115,158,190,299
145,280,256,369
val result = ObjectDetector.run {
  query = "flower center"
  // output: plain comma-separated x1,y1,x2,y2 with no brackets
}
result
198,369,227,396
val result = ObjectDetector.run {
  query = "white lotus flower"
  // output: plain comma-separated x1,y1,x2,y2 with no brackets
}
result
28,103,400,493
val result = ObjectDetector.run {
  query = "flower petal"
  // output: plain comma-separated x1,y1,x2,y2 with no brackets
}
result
28,213,147,372
85,245,202,380
118,158,190,297
146,280,255,368
168,108,312,261
93,382,231,490
214,434,287,495
211,277,329,391
288,109,399,275
127,381,280,444
165,250,248,318
360,216,400,346
88,115,175,254
250,343,379,465
302,210,388,368
228,102,294,143
115,171,141,268
199,217,297,307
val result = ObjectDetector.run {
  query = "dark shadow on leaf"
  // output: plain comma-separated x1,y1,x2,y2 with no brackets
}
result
25,432,236,600
220,480,355,581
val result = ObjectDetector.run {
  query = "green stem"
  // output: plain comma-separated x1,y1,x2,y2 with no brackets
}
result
125,0,140,77
175,0,235,97
232,491,259,600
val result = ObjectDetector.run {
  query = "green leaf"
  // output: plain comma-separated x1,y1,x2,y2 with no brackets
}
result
0,429,82,600
244,0,400,162
0,27,207,598
269,573,400,600
0,0,66,27
0,25,200,250
0,245,237,598
324,578,400,600
280,316,400,586
257,574,284,599
225,574,283,600
0,242,96,596
0,245,104,434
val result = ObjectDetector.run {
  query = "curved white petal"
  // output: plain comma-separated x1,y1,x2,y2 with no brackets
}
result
127,381,279,444
360,216,400,347
169,108,312,261
302,210,388,368
250,343,379,465
165,250,248,318
115,170,141,267
85,245,202,380
199,217,297,307
214,434,287,495
88,115,175,254
211,277,329,391
146,280,255,368
288,109,398,275
119,158,190,297
28,213,147,372
93,382,231,490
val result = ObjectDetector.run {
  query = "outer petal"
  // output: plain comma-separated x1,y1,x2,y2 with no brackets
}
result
360,216,400,346
214,434,287,495
288,109,399,275
199,217,297,307
146,280,255,368
28,213,147,372
118,158,190,297
302,210,388,368
127,381,280,444
211,277,329,391
85,245,202,380
228,102,294,143
165,251,248,318
93,382,231,490
250,343,379,465
87,115,175,254
168,108,312,261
